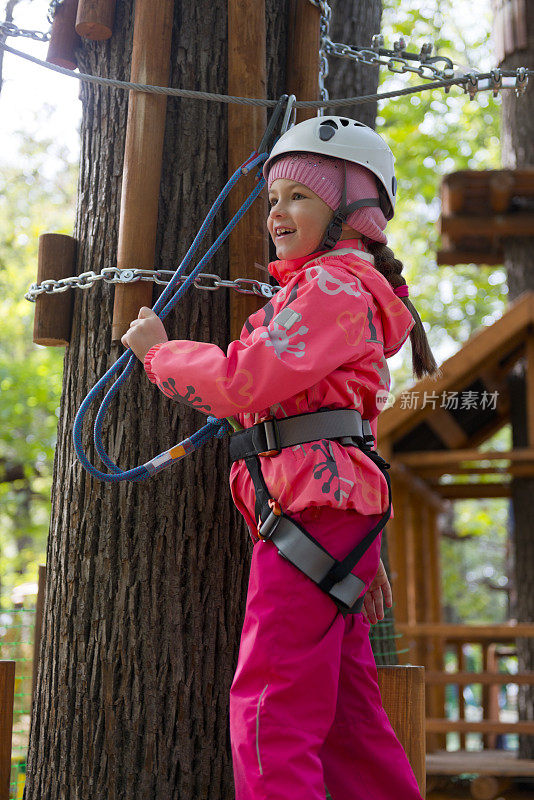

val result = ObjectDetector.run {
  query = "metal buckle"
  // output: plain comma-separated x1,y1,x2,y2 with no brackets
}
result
257,417,282,457
257,500,282,540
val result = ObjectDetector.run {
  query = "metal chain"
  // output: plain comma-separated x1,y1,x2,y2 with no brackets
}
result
308,0,529,98
25,267,280,302
47,0,65,26
0,20,50,42
0,1,64,43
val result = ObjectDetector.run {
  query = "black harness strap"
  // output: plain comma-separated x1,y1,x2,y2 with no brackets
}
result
231,409,391,617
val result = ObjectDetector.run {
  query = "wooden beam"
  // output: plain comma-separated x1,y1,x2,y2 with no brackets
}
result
287,0,320,123
436,249,503,266
397,448,534,468
426,409,470,450
426,719,534,735
427,748,534,776
398,622,534,640
425,670,534,685
379,292,534,444
436,483,511,500
390,463,444,509
111,0,174,342
228,0,268,342
441,213,534,239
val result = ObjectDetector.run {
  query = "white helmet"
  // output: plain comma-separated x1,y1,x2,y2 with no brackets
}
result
263,116,396,220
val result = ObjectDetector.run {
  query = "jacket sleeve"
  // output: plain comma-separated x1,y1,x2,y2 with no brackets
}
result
144,263,371,418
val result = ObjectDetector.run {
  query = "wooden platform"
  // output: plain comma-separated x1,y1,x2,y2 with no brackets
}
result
427,750,534,777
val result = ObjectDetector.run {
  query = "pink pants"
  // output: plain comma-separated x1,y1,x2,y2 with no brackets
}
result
229,506,423,800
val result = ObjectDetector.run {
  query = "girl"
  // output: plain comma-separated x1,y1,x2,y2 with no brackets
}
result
122,116,437,800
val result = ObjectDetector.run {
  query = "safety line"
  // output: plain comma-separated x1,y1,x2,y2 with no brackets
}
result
2,40,530,108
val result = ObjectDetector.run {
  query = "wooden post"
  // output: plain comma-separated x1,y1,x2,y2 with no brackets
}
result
377,665,426,796
31,566,47,710
75,0,116,40
227,0,268,342
0,661,15,800
287,0,320,122
33,234,76,346
111,0,175,342
46,0,80,70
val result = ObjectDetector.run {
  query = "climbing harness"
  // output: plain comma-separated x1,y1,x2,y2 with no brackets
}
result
72,95,292,483
228,408,392,616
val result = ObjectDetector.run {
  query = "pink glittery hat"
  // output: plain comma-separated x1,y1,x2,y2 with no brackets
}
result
267,153,388,244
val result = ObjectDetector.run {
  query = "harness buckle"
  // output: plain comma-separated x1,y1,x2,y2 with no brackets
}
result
257,416,282,457
257,500,282,541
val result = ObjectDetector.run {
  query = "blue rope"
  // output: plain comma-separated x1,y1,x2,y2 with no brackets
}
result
73,153,267,483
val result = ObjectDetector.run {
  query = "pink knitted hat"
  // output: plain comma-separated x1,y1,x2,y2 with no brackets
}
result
267,153,388,244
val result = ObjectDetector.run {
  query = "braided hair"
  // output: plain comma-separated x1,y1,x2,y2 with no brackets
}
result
362,237,438,379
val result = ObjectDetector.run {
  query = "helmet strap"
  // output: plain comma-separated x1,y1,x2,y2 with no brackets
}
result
318,161,380,251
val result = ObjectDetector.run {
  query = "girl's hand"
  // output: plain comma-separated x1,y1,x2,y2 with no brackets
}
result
361,559,393,624
120,307,168,362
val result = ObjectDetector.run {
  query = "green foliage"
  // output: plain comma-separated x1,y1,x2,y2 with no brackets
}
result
0,115,77,606
379,0,506,392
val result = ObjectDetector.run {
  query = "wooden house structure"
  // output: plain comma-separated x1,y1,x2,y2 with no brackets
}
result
378,292,534,795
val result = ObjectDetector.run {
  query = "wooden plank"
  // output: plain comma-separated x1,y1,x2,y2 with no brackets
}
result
426,719,534,734
398,623,534,640
111,0,174,342
287,0,320,123
425,670,534,685
378,666,426,796
436,248,503,266
427,749,534,777
397,448,534,468
379,292,534,443
442,213,534,239
436,483,511,500
426,409,470,450
228,0,268,341
0,661,15,800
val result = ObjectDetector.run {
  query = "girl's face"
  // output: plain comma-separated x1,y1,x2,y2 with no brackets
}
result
267,178,333,260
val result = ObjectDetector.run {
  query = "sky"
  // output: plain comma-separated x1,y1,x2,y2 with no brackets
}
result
1,0,81,163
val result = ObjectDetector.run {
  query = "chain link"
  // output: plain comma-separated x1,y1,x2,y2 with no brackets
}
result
47,0,65,26
25,267,280,302
0,21,50,42
0,1,64,43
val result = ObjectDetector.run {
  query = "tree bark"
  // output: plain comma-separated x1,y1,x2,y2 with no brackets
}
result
498,0,534,760
326,0,382,128
24,2,286,798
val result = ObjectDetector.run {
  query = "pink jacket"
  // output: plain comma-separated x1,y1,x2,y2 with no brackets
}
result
145,239,414,535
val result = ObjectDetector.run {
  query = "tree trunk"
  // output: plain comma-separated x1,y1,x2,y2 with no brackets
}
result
326,0,382,129
24,2,286,798
498,1,534,760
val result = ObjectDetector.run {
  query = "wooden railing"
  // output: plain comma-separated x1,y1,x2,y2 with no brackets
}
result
398,623,534,748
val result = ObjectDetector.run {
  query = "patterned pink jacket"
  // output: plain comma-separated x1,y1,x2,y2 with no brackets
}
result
144,239,414,535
